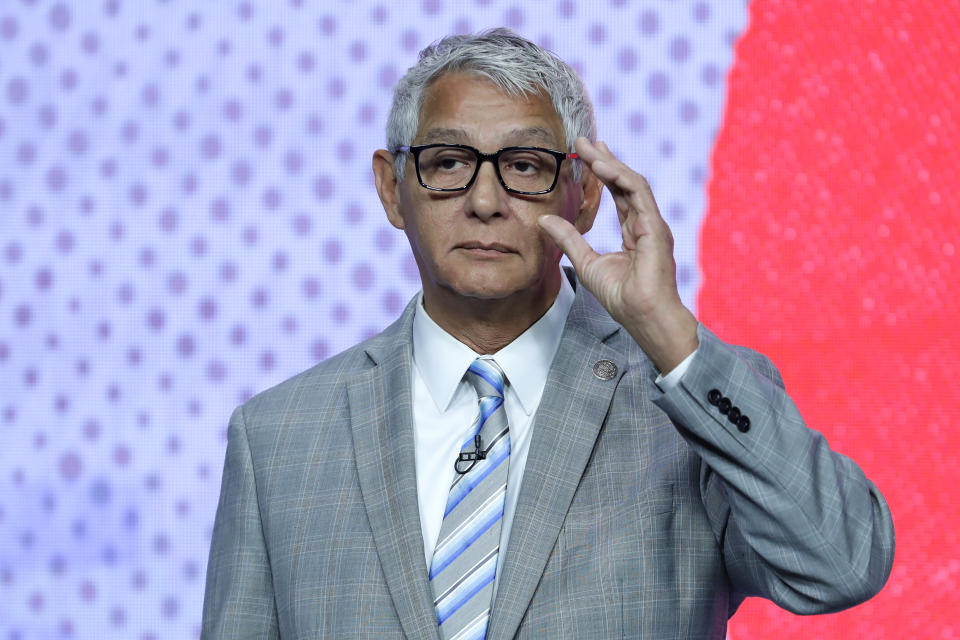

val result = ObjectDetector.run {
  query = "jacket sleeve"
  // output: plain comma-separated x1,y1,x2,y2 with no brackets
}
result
651,324,895,615
201,406,281,639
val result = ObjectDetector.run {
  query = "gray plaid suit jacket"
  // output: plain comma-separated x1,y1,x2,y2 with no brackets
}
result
202,271,894,639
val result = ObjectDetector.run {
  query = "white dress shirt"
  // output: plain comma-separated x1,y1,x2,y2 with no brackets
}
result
410,272,695,588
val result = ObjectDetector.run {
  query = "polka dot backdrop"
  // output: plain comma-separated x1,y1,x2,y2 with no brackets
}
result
0,1,747,638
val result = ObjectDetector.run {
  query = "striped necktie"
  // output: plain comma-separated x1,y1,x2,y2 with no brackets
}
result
430,358,510,640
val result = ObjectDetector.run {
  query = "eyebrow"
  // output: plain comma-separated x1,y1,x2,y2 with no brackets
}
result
416,126,563,148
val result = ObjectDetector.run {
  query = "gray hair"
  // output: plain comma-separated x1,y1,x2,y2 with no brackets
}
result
386,28,596,181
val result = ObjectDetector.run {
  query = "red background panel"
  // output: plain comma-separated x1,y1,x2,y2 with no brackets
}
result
701,0,960,637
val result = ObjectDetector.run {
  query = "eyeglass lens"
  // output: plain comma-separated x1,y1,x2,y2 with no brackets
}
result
417,147,559,192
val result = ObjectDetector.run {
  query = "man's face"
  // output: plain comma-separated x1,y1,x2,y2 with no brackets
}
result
382,72,597,305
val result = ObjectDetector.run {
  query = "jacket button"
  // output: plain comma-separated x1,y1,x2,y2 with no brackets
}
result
708,389,722,405
718,397,731,414
727,406,741,423
737,415,751,433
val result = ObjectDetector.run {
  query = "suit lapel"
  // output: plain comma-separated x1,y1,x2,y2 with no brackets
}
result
347,304,440,640
488,280,626,640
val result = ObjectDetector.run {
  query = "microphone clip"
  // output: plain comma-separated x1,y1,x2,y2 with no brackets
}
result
454,435,486,475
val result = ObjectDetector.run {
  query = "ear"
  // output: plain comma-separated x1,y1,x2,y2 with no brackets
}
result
372,149,406,230
572,165,603,235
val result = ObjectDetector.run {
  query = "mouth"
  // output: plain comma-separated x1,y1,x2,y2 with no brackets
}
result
457,241,516,255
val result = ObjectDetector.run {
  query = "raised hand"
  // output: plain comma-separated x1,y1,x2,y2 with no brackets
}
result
539,137,699,373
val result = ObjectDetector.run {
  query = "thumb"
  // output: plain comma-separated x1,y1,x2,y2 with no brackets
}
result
538,214,597,273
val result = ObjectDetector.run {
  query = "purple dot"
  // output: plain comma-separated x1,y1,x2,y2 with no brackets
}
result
146,308,166,331
262,187,282,210
323,239,342,264
141,84,160,107
38,104,56,129
209,197,230,222
272,251,288,271
206,360,226,382
200,133,220,160
301,277,321,299
504,6,525,28
230,324,246,346
123,508,138,529
292,213,312,236
14,305,31,327
314,175,334,200
128,183,148,206
217,39,231,56
219,261,237,283
49,3,71,31
628,111,647,134
91,95,108,117
100,157,116,178
45,166,68,192
35,268,53,291
669,202,685,222
275,89,293,110
60,68,78,91
17,142,35,165
327,77,344,100
150,147,168,168
121,120,139,143
113,444,131,467
701,63,719,87
116,282,134,304
68,130,88,155
152,533,169,556
159,208,178,233
349,40,367,63
284,150,303,174
246,63,262,83
190,235,207,257
0,16,18,40
222,99,242,121
660,139,674,158
677,263,691,287
90,478,111,505
378,65,397,90
639,10,659,36
111,607,127,626
332,303,350,325
588,23,606,44
126,347,141,365
371,5,388,23
297,51,315,73
352,263,374,290
81,31,99,54
307,113,324,134
258,351,275,371
231,160,251,186
679,100,699,124
453,17,471,34
59,451,82,481
237,2,253,20
254,125,272,147
161,596,179,620
242,225,259,246
281,315,298,334
173,110,190,130
319,14,336,36
597,86,616,108
382,290,404,315
198,297,217,321
250,287,269,308
24,367,38,386
181,173,197,194
669,36,692,63
29,591,45,612
647,72,670,100
177,334,195,357
135,24,150,41
267,26,284,47
617,47,637,73
96,319,111,339
131,570,147,590
558,0,575,18
400,28,419,52
694,2,710,22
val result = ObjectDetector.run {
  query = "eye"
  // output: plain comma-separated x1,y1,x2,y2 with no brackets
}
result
502,152,547,175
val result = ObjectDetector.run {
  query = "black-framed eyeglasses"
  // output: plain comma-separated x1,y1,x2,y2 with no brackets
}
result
395,143,578,195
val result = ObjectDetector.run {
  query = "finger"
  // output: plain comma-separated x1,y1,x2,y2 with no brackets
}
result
575,138,659,216
537,214,598,273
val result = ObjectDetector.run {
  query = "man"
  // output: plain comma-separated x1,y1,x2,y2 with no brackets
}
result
202,29,894,639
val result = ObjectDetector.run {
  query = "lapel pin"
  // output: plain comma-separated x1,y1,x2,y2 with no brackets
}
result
592,359,617,381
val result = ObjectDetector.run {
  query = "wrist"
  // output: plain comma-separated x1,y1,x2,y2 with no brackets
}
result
623,304,699,373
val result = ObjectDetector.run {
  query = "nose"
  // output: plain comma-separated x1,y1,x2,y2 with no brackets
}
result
465,159,508,221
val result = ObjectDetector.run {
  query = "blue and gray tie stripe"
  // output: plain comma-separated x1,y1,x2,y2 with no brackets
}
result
430,358,510,640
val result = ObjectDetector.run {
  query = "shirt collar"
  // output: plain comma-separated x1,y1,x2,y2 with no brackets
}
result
412,271,575,415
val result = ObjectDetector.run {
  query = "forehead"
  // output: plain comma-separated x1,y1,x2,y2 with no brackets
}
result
416,72,565,147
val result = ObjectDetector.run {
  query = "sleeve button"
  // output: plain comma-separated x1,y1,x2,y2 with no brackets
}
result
718,397,732,414
707,389,722,405
737,415,751,433
727,406,741,423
